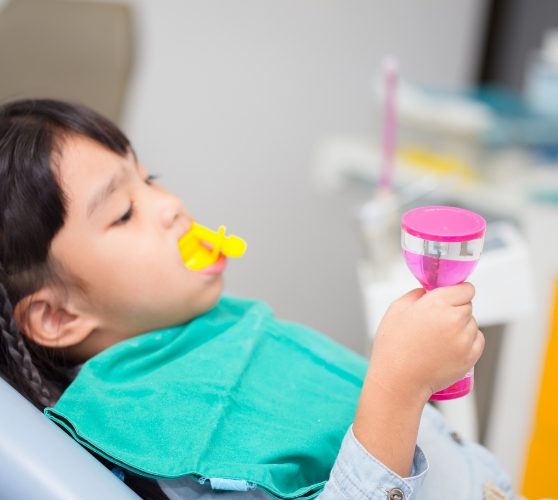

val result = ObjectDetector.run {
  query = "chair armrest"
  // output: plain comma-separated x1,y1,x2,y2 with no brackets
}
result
0,377,141,500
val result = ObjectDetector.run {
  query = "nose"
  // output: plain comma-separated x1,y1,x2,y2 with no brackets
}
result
158,191,190,232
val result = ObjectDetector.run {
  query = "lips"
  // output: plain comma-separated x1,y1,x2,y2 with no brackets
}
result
194,254,227,275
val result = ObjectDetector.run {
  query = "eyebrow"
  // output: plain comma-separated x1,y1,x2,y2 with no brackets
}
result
86,168,126,219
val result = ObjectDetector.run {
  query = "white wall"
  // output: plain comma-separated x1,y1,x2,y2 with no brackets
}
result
121,0,488,353
0,0,488,352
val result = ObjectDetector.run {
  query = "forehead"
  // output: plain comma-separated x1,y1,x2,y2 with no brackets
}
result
56,134,133,202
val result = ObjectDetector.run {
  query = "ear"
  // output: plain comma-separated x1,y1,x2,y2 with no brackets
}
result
14,288,98,349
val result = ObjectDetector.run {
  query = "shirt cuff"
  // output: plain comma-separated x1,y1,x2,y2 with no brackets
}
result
327,425,429,500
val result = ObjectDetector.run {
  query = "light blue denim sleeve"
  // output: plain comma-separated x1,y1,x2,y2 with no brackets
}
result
415,403,516,500
317,425,429,500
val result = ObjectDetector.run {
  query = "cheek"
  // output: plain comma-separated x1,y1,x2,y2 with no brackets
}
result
109,265,222,326
54,223,219,321
95,245,206,308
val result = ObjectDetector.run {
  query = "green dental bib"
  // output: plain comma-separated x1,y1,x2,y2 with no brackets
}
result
45,297,368,499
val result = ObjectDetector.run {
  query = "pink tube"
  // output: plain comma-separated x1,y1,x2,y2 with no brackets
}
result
380,57,398,191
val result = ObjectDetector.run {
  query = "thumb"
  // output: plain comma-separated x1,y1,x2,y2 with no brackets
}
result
390,288,426,313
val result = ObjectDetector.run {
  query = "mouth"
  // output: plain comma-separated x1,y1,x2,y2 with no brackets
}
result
193,253,227,275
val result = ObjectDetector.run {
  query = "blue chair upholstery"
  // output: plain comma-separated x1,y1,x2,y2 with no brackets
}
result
0,377,140,499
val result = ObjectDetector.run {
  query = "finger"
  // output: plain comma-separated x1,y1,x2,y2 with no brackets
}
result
470,328,485,364
464,315,479,338
434,282,475,307
455,302,473,323
391,288,426,312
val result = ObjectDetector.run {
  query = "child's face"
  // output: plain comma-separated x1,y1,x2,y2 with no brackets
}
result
46,134,224,359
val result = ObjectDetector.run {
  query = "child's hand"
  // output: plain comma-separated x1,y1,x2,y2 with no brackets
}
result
369,283,484,404
352,283,483,477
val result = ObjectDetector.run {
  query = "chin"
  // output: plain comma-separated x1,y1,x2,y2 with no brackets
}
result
191,275,225,318
205,276,225,307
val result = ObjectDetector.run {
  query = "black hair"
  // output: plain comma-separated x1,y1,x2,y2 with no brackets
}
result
0,99,168,500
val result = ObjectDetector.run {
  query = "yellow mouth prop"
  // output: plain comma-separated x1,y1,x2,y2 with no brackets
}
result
178,222,247,271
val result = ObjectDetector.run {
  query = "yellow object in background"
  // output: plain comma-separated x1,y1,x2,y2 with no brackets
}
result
178,223,247,271
522,281,558,499
399,146,480,182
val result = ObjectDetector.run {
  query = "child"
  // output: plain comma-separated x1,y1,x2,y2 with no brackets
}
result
0,99,515,500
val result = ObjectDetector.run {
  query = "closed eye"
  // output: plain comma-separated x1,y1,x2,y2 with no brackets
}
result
115,204,134,225
145,174,158,185
114,174,157,226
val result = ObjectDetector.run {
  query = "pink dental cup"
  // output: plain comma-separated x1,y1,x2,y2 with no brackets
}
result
401,206,486,401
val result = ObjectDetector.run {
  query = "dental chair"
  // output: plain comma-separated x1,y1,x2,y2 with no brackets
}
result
0,377,140,499
0,0,133,124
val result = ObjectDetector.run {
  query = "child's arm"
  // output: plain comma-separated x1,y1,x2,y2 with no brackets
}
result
353,283,482,477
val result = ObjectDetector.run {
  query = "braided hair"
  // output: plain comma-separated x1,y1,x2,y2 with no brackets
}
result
0,99,170,500
0,279,51,407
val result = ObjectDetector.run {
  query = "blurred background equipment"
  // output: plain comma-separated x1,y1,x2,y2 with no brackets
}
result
479,0,558,94
313,0,558,494
0,0,133,123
